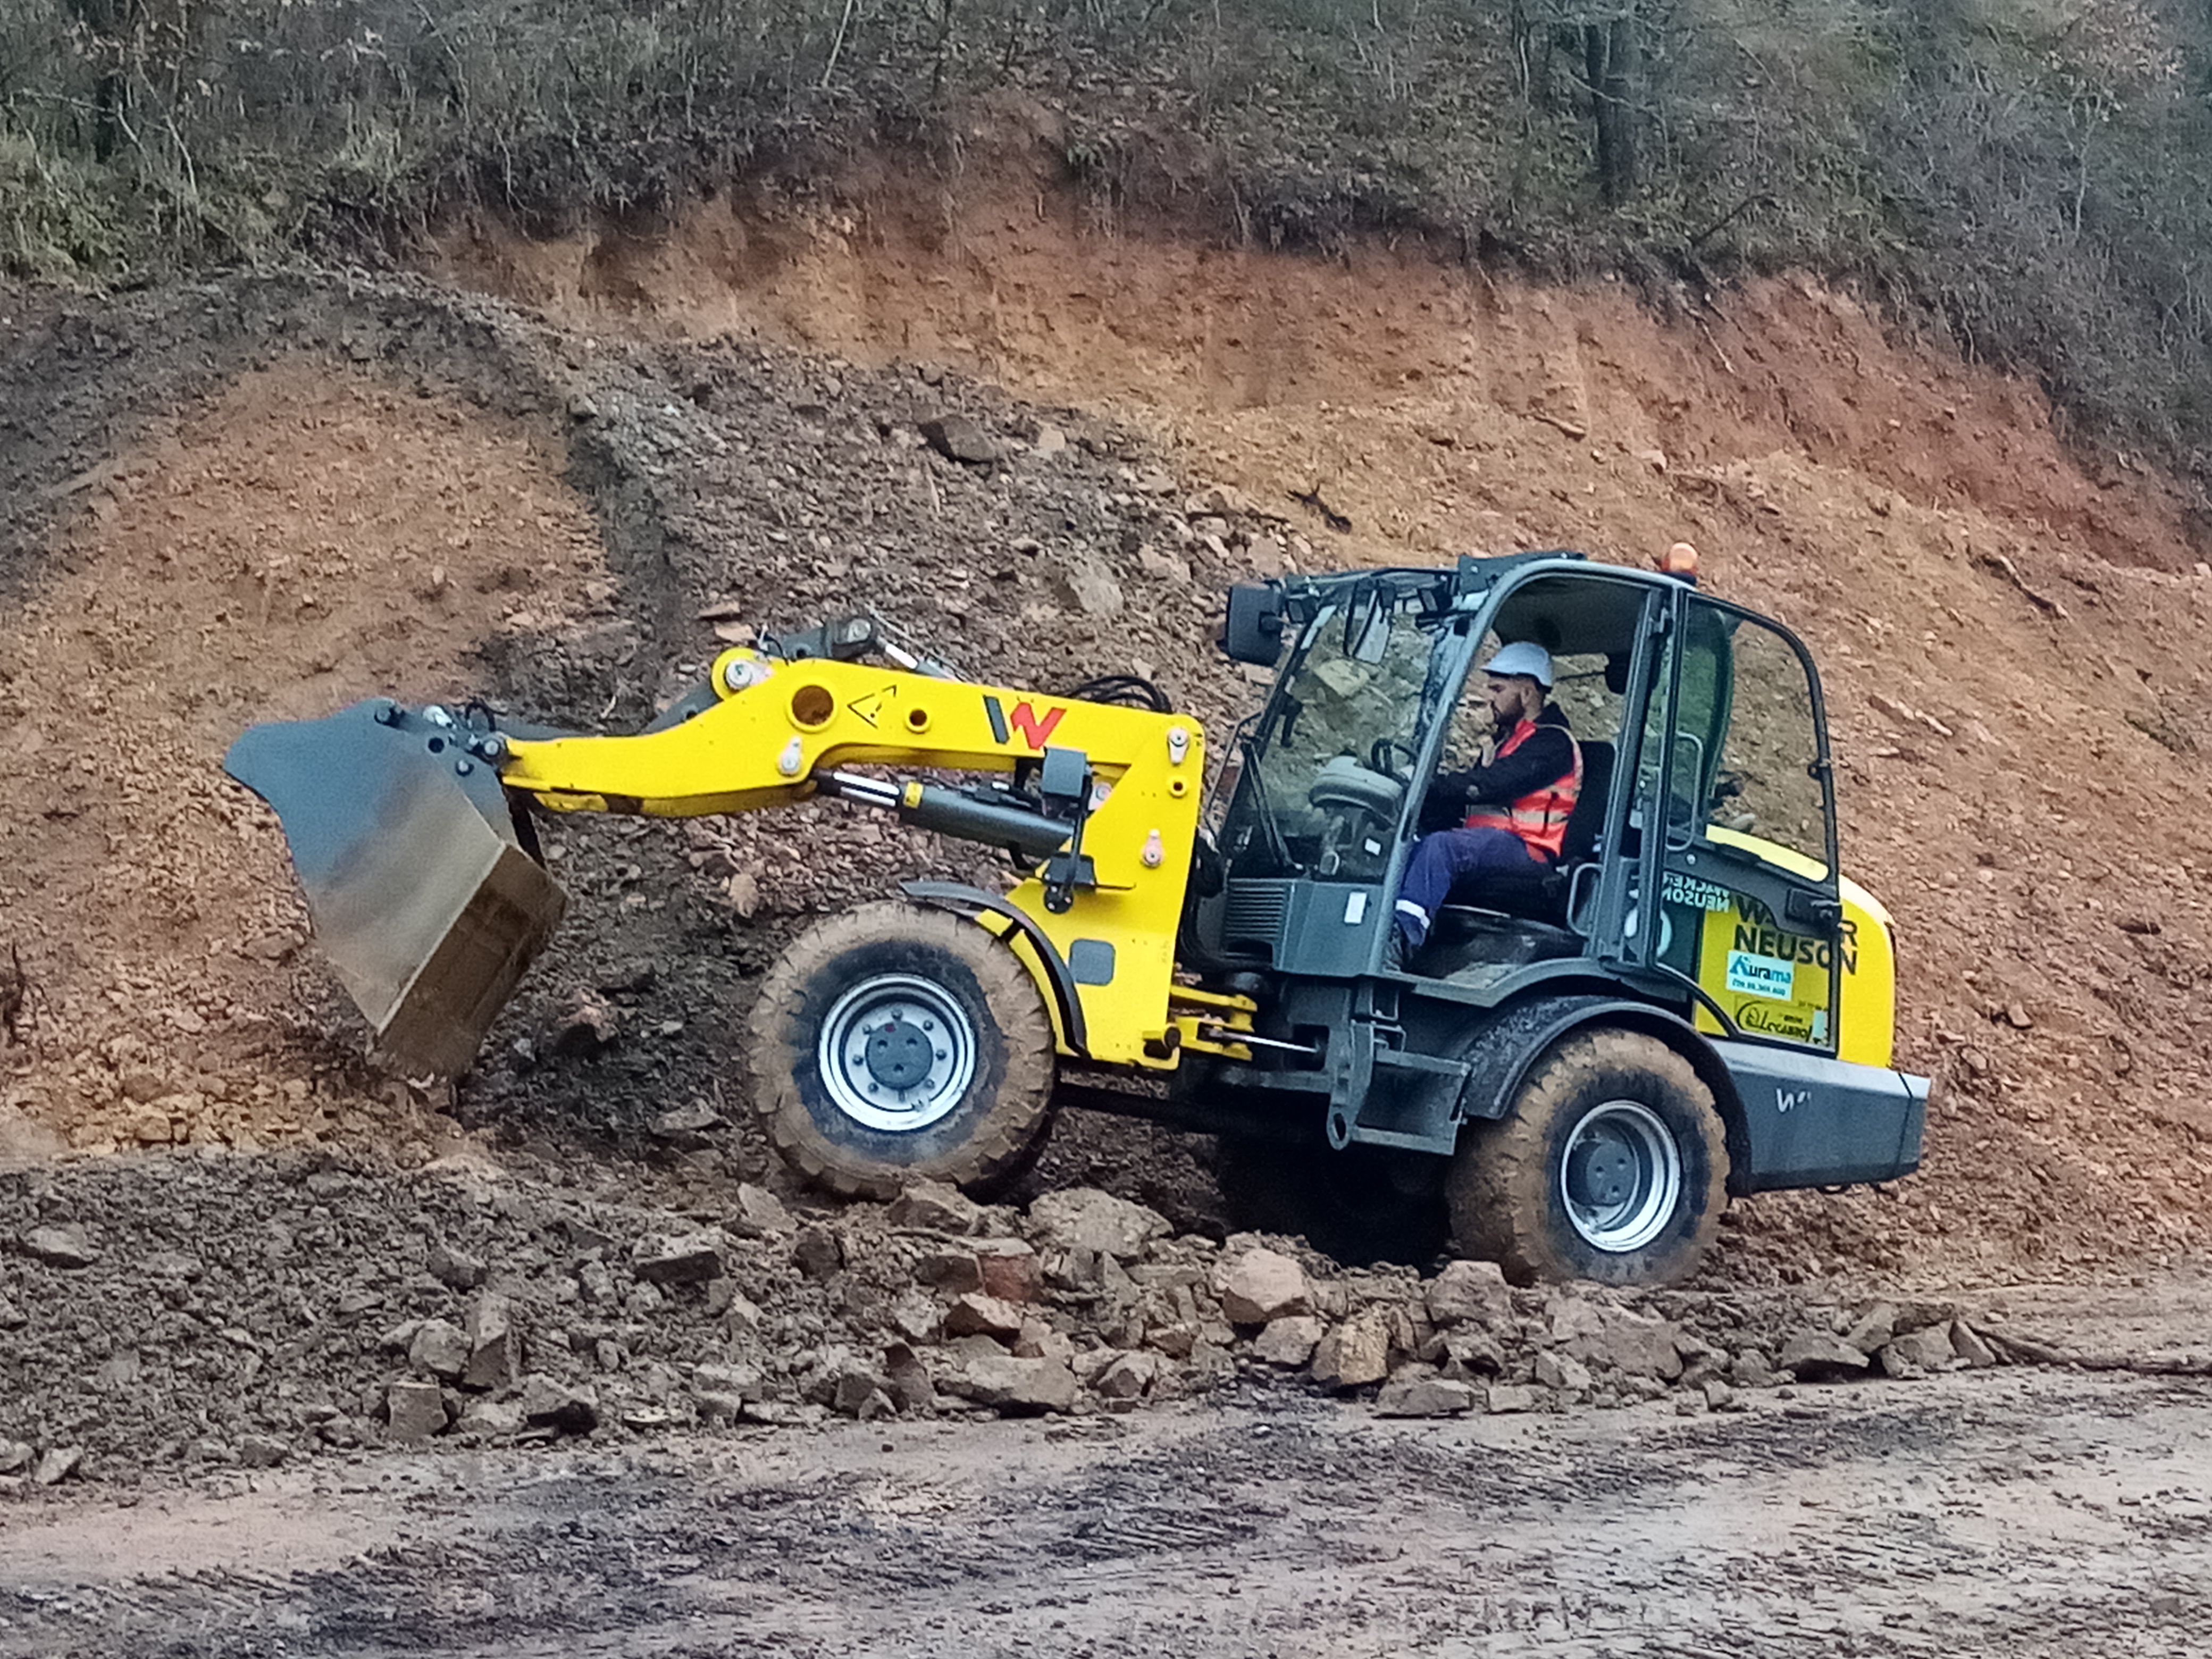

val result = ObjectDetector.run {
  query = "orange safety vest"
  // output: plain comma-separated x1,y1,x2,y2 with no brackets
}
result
1463,718,1583,861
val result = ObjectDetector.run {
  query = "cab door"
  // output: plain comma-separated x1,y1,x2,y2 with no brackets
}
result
1637,594,1846,1053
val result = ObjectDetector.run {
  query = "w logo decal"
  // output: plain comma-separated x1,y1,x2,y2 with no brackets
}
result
983,695,1067,750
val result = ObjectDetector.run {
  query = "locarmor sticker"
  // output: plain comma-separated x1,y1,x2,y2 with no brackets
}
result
1725,950,1797,1001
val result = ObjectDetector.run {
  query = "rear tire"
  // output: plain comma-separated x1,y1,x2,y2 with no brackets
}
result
747,901,1058,1199
1448,1028,1727,1287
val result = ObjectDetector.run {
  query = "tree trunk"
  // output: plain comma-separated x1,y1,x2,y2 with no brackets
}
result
1584,12,1639,205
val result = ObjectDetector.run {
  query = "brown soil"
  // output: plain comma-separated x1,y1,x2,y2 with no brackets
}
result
2,363,605,1161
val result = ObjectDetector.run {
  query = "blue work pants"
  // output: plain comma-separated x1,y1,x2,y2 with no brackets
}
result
1393,828,1541,946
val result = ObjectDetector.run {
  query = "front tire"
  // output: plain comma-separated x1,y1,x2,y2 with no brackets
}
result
747,902,1058,1198
1447,1028,1727,1286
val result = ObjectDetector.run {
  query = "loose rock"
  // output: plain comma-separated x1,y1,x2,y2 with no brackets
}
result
1253,1314,1325,1367
21,1225,97,1269
636,1229,726,1286
1311,1311,1391,1390
1376,1374,1480,1418
1779,1333,1872,1381
1213,1247,1310,1326
1426,1260,1512,1328
386,1379,448,1444
1027,1188,1171,1259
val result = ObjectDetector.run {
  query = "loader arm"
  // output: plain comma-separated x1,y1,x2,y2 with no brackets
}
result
503,646,1211,1066
227,643,1212,1076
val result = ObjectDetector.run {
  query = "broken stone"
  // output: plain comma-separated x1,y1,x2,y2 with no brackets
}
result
1883,1323,1957,1373
913,1249,985,1294
1533,1351,1593,1394
649,1101,723,1146
936,1353,1077,1415
1729,1347,1783,1388
518,1376,600,1434
408,1319,471,1381
1012,1318,1077,1369
21,1225,96,1269
1213,1247,1311,1326
459,1397,526,1437
1778,1333,1871,1381
943,1292,1025,1340
1253,1314,1325,1368
463,1294,522,1391
889,1289,943,1344
889,1180,984,1234
1436,1328,1507,1381
1485,1384,1539,1414
792,1225,844,1279
976,1239,1043,1304
1145,1320,1200,1359
1045,552,1124,618
30,1447,83,1486
1950,1321,1999,1369
693,1361,764,1402
386,1379,448,1444
832,1364,893,1418
1844,1301,1898,1354
635,1229,726,1285
0,1441,29,1475
550,989,619,1057
1092,1350,1161,1402
884,1343,938,1414
1426,1260,1512,1328
919,414,1003,465
1376,1375,1480,1418
728,1184,794,1237
1564,1305,1685,1380
693,1391,746,1426
238,1435,289,1469
1027,1188,1171,1259
1311,1311,1392,1390
425,1242,488,1291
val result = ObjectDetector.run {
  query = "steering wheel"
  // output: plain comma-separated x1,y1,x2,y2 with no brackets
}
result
1368,736,1418,783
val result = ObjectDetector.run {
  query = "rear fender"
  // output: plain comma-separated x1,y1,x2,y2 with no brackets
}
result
1449,993,1754,1190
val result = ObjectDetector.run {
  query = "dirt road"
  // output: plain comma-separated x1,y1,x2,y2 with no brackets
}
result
4,1364,2209,1658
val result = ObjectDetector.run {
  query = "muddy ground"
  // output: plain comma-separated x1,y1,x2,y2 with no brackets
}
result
7,126,2212,1652
6,1358,2212,1657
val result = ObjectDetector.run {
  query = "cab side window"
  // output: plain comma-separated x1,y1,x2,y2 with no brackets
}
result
1713,615,1831,869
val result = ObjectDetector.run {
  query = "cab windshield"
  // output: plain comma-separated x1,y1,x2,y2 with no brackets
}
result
1219,597,1452,883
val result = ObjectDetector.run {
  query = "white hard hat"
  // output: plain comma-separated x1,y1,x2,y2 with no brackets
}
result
1484,641,1555,688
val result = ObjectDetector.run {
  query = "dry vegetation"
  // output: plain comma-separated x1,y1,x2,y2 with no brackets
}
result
5,2,2212,497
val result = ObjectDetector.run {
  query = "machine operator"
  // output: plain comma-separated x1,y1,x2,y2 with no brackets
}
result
1391,642,1582,965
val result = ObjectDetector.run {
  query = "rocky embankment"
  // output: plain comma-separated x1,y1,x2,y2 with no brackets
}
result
2,1150,2015,1492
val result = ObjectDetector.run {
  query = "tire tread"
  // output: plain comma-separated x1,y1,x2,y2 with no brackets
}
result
746,901,1057,1199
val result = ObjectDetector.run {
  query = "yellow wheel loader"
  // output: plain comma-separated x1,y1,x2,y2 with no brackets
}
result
227,552,1928,1285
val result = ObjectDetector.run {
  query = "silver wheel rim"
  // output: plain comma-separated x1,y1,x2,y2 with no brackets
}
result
816,973,978,1134
1557,1099,1682,1253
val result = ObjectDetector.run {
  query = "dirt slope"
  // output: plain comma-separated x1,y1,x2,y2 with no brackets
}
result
4,135,2212,1304
428,137,2212,1286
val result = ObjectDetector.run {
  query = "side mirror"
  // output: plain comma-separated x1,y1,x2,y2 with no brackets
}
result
1220,583,1286,666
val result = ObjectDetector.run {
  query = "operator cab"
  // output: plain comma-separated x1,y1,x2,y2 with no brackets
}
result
1200,552,1849,1059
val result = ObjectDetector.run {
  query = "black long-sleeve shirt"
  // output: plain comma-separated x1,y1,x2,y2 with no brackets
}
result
1434,705,1577,816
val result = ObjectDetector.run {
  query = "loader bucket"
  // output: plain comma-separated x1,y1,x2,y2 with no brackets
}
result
224,700,568,1077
